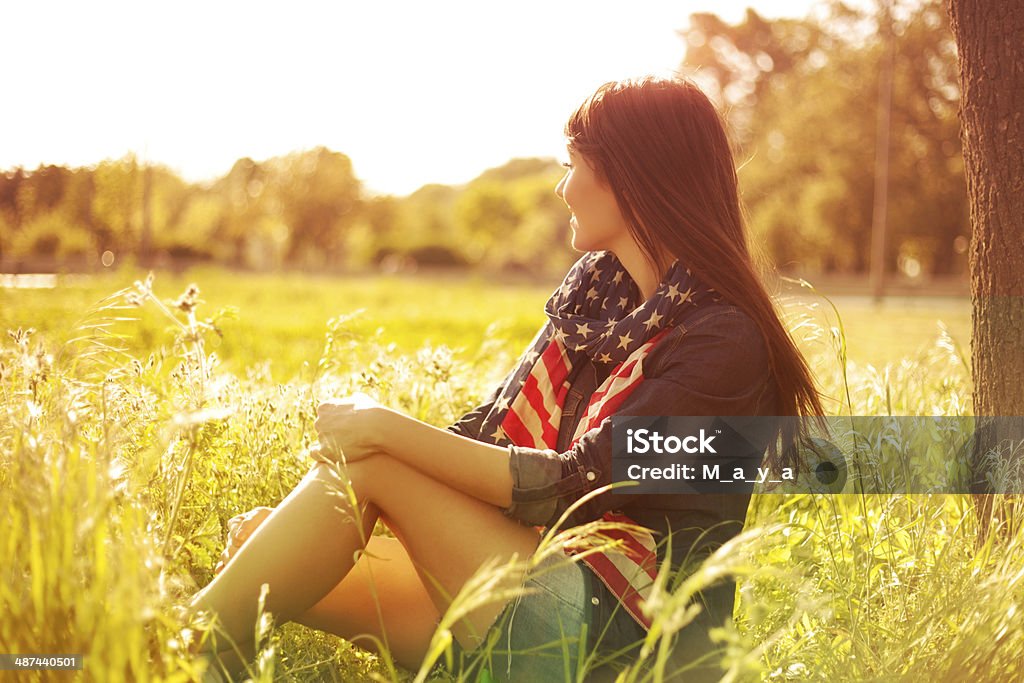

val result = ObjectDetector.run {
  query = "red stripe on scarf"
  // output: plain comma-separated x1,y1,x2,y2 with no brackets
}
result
541,337,571,386
501,406,536,448
502,326,675,634
502,339,571,447
570,329,673,445
521,372,561,447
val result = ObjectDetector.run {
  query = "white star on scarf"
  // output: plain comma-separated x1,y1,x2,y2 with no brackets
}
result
575,323,593,336
490,426,505,441
591,267,603,281
586,287,599,301
666,284,681,301
496,396,511,411
643,311,664,331
598,353,613,363
524,350,539,363
679,286,694,303
617,332,634,350
618,296,629,309
612,270,624,284
554,328,569,344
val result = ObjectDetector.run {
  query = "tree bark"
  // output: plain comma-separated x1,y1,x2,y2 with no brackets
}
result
947,1,1024,537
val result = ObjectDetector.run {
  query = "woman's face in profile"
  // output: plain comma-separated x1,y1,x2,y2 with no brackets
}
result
555,149,630,254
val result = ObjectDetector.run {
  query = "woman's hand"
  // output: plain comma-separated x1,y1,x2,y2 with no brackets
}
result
313,392,388,463
311,397,516,507
214,506,274,575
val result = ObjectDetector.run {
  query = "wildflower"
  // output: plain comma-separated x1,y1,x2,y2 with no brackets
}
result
128,272,156,306
133,271,155,295
34,346,52,383
174,284,202,313
8,327,34,349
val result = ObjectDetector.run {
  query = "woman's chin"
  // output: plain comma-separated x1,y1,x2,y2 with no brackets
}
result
570,232,592,253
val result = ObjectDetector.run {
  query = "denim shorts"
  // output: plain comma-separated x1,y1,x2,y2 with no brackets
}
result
444,551,646,682
440,552,738,682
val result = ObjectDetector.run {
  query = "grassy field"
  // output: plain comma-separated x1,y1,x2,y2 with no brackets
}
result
6,267,1022,683
0,267,971,379
0,268,556,382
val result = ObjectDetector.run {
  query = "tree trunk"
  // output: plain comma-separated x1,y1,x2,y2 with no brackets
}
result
947,1,1024,538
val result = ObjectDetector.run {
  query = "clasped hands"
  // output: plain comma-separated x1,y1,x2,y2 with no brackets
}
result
309,392,388,464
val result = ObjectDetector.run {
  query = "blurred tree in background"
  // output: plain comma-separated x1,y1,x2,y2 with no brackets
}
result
0,0,965,282
455,158,569,273
0,148,573,276
91,156,141,257
682,0,967,278
277,147,361,267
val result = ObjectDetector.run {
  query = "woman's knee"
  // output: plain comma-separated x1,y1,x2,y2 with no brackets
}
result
303,455,390,501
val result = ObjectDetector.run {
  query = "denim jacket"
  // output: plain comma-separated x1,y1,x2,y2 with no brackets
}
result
448,303,780,568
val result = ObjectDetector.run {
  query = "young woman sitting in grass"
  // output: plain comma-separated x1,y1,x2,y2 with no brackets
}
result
187,75,824,682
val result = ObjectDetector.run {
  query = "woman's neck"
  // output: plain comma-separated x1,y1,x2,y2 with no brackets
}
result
612,242,663,302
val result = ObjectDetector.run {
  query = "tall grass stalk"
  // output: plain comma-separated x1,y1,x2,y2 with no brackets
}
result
3,274,1021,682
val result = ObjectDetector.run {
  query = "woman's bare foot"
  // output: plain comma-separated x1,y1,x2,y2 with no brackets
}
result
214,506,274,575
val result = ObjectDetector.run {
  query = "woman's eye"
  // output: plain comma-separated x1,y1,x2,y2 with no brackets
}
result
560,161,573,169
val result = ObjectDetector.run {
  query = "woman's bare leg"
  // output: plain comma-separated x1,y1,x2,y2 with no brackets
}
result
187,455,540,669
200,536,439,679
188,461,379,655
295,535,442,668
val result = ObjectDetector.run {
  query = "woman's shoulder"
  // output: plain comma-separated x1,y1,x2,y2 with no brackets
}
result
660,303,765,354
646,303,773,398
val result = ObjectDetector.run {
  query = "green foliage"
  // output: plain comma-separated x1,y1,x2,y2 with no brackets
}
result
394,184,460,254
0,1,968,281
455,180,522,262
452,162,572,274
0,153,574,276
91,155,144,250
683,0,968,278
5,271,1019,681
0,275,526,681
0,268,972,387
8,209,98,260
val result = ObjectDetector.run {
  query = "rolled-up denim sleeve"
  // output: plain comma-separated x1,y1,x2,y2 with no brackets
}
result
502,308,776,528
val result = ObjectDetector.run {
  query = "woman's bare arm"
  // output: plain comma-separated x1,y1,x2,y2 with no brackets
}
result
313,396,514,508
371,407,514,507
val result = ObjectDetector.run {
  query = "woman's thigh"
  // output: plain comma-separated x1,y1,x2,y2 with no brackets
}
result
321,457,542,652
295,535,440,670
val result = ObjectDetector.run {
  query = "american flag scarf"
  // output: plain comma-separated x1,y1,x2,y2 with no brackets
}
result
476,250,720,629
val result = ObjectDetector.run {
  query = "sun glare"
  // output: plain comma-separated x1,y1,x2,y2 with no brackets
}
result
1,0,824,195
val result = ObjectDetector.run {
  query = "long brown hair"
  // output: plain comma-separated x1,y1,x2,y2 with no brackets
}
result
565,76,825,471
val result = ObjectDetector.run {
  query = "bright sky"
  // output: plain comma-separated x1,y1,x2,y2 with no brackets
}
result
2,1,828,196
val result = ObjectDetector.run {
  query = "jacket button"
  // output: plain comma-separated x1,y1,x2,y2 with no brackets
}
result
591,596,600,606
586,471,597,482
